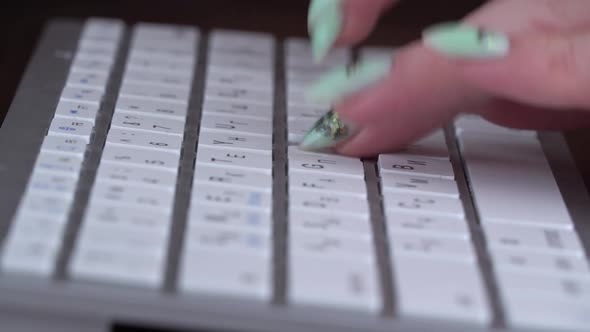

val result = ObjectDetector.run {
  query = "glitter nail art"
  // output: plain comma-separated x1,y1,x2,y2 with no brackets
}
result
299,109,357,151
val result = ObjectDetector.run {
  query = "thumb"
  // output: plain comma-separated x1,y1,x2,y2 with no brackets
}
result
423,23,590,110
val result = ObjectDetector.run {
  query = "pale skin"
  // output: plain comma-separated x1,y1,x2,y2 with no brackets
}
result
323,0,590,157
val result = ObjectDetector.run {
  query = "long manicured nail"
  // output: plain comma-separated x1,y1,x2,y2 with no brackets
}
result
422,22,510,58
308,0,340,29
305,58,392,104
300,110,358,151
310,1,342,63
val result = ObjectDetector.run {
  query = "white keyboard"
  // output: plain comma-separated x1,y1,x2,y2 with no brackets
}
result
0,18,589,332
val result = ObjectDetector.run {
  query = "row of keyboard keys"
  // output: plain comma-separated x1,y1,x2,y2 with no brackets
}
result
286,145,380,312
179,30,275,300
0,18,124,276
376,125,491,324
456,115,590,331
69,23,198,287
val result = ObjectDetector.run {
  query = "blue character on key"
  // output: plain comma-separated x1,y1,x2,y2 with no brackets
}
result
247,213,260,226
70,109,79,114
248,193,262,207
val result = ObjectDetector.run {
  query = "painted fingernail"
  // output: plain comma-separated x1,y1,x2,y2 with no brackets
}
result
308,0,340,29
300,110,358,151
305,57,392,104
422,22,510,58
310,1,342,63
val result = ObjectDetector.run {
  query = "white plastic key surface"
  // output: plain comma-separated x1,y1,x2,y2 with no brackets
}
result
289,210,372,238
490,249,590,277
288,171,367,196
184,225,271,256
196,147,272,173
393,256,491,324
188,203,271,232
54,99,100,122
483,223,585,257
383,192,465,218
289,256,380,312
200,113,272,137
378,154,454,179
34,152,83,175
202,99,273,119
118,82,190,104
106,127,183,152
389,233,475,262
180,250,271,300
48,117,94,142
191,183,272,211
60,86,103,105
115,95,188,119
26,171,78,199
110,112,185,136
40,136,88,156
290,231,374,259
380,173,459,198
101,145,180,171
289,190,369,216
288,147,364,178
458,132,574,228
386,211,470,239
192,165,272,191
89,182,175,212
198,131,272,153
96,161,178,189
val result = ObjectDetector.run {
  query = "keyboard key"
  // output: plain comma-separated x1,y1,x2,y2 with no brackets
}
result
202,99,273,119
66,71,109,90
123,69,193,88
1,238,59,276
184,225,271,255
188,203,271,232
119,82,190,104
483,223,585,256
378,154,454,179
71,58,113,74
198,131,272,153
502,293,590,331
106,127,183,152
7,212,67,246
47,117,94,141
96,162,178,189
206,70,272,90
458,132,573,228
193,165,272,191
196,147,272,173
70,247,164,287
383,192,465,218
101,145,180,171
389,233,475,262
60,86,103,104
84,203,171,232
455,115,537,137
386,211,470,239
204,86,273,105
380,173,459,198
288,171,367,196
110,112,185,136
40,136,88,156
17,194,71,217
496,271,590,301
115,95,188,119
289,256,380,312
289,210,371,238
290,232,374,259
34,151,83,175
180,250,271,300
290,190,369,216
393,256,490,324
26,171,78,199
54,100,100,122
200,113,272,136
89,182,175,211
288,147,364,178
191,183,272,211
491,250,590,277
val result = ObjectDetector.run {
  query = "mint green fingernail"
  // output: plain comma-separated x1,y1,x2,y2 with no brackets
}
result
310,3,342,63
300,110,358,151
308,0,340,29
305,58,392,104
422,22,510,58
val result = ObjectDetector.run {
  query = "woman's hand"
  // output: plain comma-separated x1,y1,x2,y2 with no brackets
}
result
302,0,590,156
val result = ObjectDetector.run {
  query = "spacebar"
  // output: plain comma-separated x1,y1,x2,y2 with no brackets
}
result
457,132,573,229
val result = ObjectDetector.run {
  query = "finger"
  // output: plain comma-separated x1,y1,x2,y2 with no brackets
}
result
424,24,590,109
476,99,590,131
308,0,396,62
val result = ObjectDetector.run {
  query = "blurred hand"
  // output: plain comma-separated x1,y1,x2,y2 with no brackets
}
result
304,0,590,157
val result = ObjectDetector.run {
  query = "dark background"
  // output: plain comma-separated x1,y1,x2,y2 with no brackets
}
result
0,1,588,330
